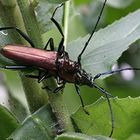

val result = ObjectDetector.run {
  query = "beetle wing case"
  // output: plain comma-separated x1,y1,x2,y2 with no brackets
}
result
1,45,57,70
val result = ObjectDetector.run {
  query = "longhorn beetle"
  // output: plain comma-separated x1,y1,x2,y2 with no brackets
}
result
0,0,140,137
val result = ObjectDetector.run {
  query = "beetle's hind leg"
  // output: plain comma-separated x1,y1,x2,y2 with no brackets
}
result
26,70,66,92
51,4,64,38
0,65,29,70
0,65,51,83
50,4,65,56
0,27,35,48
44,4,65,55
44,38,55,51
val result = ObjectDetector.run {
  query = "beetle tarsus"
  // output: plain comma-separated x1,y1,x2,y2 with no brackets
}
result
44,38,55,51
0,27,35,48
83,108,90,115
42,84,65,93
38,71,51,83
109,127,114,137
53,85,65,93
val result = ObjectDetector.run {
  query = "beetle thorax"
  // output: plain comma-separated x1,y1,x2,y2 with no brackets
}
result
56,52,80,82
56,52,94,86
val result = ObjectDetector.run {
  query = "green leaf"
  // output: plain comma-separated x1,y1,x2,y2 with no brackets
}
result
0,105,19,140
67,9,140,78
35,0,70,34
55,132,114,140
126,134,140,140
71,97,140,140
8,105,60,140
105,0,140,25
7,90,28,122
35,0,63,34
107,0,133,8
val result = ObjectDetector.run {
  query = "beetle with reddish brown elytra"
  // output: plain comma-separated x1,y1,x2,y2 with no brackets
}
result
0,0,140,137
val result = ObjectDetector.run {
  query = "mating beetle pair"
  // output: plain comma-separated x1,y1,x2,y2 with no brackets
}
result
0,0,140,137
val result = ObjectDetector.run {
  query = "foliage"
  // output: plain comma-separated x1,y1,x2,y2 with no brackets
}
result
0,0,140,140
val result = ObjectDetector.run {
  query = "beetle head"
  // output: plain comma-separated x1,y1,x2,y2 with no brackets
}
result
76,69,94,87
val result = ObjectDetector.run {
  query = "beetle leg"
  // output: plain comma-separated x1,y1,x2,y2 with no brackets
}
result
57,38,64,56
51,4,64,38
42,80,66,93
51,4,65,55
56,76,64,85
42,85,52,91
26,71,51,83
42,85,63,93
44,38,55,51
0,65,28,70
74,84,89,115
53,79,66,93
0,27,35,48
52,85,64,93
38,71,51,83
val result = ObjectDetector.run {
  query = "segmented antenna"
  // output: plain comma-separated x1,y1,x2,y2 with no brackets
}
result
78,0,107,65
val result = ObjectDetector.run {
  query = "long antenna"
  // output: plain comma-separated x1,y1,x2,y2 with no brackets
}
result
93,83,114,137
78,0,107,65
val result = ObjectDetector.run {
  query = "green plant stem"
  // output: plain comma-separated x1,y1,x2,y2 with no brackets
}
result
16,0,48,113
63,1,70,47
46,1,74,132
49,94,74,132
46,79,74,132
21,76,48,113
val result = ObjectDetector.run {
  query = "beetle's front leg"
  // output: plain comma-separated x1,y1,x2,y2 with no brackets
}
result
0,27,35,48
